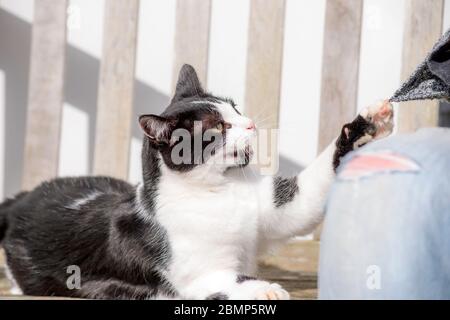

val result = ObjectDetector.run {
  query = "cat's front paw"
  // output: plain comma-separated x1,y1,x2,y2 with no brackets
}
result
255,282,290,300
231,280,290,300
359,100,394,140
334,100,394,170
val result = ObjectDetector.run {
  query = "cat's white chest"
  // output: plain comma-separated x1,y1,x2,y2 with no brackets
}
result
155,176,259,288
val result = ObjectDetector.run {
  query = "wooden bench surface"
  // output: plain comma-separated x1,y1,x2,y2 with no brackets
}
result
0,240,318,300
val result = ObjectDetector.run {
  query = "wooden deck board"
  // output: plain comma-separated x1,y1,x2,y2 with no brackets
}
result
259,240,319,300
0,241,319,299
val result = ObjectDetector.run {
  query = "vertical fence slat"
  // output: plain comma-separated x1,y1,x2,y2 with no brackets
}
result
245,0,285,130
317,0,363,154
397,0,444,133
245,0,285,174
172,0,212,87
314,0,363,240
93,0,139,179
22,0,67,190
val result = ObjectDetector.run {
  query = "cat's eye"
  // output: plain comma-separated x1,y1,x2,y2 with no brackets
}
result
215,122,231,131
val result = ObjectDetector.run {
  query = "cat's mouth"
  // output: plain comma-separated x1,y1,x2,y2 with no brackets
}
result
229,145,253,167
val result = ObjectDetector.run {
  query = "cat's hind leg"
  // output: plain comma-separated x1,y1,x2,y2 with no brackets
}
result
78,279,174,300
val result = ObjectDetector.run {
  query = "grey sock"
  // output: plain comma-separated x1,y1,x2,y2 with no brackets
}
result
390,29,450,103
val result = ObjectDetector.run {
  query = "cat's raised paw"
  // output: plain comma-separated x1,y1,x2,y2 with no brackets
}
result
335,100,394,167
359,100,394,140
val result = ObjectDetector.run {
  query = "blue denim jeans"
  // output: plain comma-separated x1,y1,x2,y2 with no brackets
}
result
319,128,450,299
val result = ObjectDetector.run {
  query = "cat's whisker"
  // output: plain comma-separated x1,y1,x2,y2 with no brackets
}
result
254,113,276,122
251,112,277,126
240,164,250,184
254,121,276,129
248,165,259,179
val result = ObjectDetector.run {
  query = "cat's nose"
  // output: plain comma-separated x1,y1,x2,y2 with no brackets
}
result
246,120,256,131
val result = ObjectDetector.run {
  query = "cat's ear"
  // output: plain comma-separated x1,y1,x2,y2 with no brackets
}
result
172,64,204,102
139,114,176,146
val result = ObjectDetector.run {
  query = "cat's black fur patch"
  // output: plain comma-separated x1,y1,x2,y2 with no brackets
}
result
333,115,376,171
82,280,159,300
236,274,257,283
0,192,28,242
206,292,229,300
0,177,175,299
273,177,299,208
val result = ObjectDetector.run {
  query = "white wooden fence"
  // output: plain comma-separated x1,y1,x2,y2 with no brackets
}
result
2,0,446,191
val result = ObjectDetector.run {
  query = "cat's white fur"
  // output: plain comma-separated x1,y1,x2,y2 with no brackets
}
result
66,191,103,210
152,101,340,300
4,256,23,295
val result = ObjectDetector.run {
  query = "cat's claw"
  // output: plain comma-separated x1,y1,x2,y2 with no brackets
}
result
360,100,394,140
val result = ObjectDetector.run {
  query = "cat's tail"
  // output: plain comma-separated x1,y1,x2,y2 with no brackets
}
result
0,191,28,244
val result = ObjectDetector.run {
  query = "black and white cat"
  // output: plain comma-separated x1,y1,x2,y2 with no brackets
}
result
0,65,393,299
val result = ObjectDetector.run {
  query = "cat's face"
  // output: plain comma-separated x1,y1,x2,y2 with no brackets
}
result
139,64,256,173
